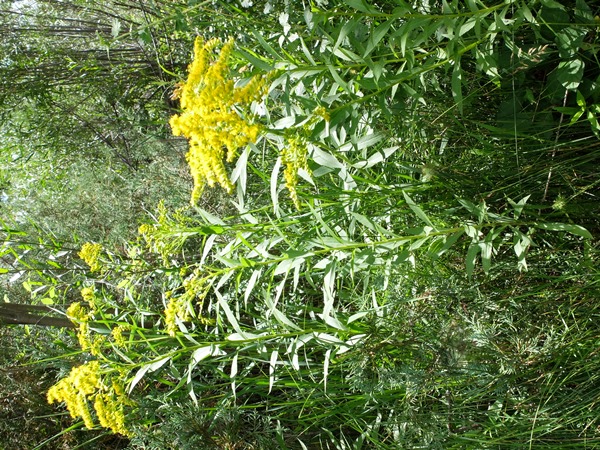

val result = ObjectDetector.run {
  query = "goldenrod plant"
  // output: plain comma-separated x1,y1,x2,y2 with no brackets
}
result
2,0,599,448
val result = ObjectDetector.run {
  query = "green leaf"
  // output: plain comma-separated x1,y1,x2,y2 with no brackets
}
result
345,132,384,152
244,269,262,307
431,230,464,259
251,29,283,60
274,256,304,276
323,348,332,392
465,243,479,277
272,308,302,331
588,110,600,136
129,356,170,394
576,90,586,108
507,195,530,219
137,28,152,45
322,261,337,318
345,0,378,14
555,59,585,91
200,234,217,266
535,222,592,239
237,48,273,71
269,350,278,394
287,334,314,371
403,191,435,228
459,17,477,37
540,0,566,11
452,59,463,115
231,146,250,194
475,45,500,80
556,27,587,58
513,229,532,272
215,290,243,335
311,147,344,170
270,157,282,216
299,36,317,65
459,198,487,223
46,260,61,268
327,64,351,93
575,0,594,22
332,18,360,54
189,346,225,376
194,207,225,225
479,240,493,274
409,236,430,251
365,20,394,57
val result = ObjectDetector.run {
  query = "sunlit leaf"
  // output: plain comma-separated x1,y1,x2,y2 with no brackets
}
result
535,222,592,239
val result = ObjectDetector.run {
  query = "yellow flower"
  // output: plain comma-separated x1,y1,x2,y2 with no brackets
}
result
66,301,105,356
111,325,127,348
281,134,310,209
163,270,212,336
94,392,130,436
80,286,97,310
47,362,134,436
164,294,189,337
313,105,330,122
66,302,88,321
79,243,102,272
170,37,268,204
47,361,101,430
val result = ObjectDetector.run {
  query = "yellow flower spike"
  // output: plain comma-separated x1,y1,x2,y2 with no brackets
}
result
80,287,97,310
163,269,212,336
79,243,103,272
47,362,134,436
94,393,130,436
89,334,107,357
171,36,268,204
66,302,87,321
111,325,127,347
164,295,190,337
47,361,101,429
78,394,95,429
281,134,311,209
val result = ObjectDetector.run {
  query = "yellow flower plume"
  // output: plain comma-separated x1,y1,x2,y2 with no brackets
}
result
79,242,102,273
47,362,133,436
170,37,268,204
282,134,310,210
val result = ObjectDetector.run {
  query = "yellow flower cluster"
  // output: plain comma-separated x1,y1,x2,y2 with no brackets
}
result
312,105,330,122
278,106,328,209
79,243,103,273
94,389,130,436
164,292,190,337
67,301,105,356
111,325,127,348
47,361,100,429
282,134,310,209
138,201,194,264
80,286,97,310
47,362,132,436
170,37,267,204
164,269,212,336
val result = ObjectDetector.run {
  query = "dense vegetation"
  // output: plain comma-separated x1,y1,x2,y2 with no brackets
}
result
1,0,599,448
